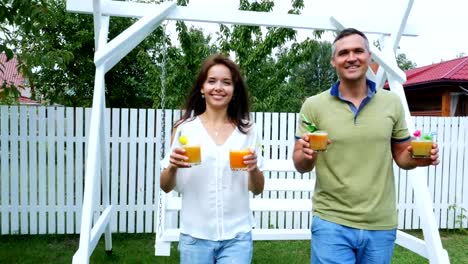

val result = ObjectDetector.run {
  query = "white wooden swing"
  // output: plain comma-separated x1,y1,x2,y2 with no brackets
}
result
66,0,450,263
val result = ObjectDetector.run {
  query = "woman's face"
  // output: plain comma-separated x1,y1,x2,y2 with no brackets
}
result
201,64,234,110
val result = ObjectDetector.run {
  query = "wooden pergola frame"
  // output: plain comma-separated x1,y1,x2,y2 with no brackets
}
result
66,1,450,263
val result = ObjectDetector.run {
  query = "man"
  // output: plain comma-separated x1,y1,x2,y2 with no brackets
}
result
292,28,439,264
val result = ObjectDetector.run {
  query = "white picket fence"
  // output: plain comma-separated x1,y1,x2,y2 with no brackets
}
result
0,105,467,235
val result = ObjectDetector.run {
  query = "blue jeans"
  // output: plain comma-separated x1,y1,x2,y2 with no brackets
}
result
178,231,253,264
311,216,396,264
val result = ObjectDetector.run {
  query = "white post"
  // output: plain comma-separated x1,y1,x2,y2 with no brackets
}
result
72,65,106,264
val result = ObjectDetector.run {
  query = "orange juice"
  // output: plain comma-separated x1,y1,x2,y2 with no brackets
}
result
308,131,328,152
183,145,201,165
411,139,433,158
229,149,251,170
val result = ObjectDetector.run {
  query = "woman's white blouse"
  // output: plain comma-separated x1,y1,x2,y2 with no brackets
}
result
161,116,264,241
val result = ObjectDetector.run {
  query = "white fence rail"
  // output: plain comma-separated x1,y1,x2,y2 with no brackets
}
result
0,106,467,235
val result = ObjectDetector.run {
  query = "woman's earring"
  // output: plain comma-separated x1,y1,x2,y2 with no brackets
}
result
201,92,205,99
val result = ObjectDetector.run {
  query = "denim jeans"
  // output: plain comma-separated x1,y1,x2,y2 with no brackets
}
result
311,216,396,264
178,231,253,264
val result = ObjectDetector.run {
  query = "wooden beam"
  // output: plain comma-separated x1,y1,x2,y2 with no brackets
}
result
441,91,451,116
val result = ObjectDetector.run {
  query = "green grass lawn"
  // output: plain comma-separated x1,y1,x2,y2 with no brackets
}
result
0,230,466,263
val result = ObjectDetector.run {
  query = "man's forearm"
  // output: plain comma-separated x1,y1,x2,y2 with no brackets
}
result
293,149,316,173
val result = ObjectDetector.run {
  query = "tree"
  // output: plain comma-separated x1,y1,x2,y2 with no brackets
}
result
9,0,339,112
280,39,337,112
373,41,417,71
15,0,166,108
396,53,417,70
146,23,218,110
215,0,329,112
0,0,49,104
456,52,466,58
0,0,48,61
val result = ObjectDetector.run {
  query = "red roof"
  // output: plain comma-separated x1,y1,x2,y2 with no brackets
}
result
404,56,468,87
18,96,41,105
0,53,24,87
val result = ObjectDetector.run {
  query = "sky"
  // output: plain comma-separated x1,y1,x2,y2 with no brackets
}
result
185,0,468,67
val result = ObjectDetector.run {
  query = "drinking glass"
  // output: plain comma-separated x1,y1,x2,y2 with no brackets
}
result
182,144,201,165
229,149,251,171
308,130,328,152
411,139,433,159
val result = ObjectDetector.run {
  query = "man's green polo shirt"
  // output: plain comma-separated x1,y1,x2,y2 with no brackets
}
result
296,80,410,230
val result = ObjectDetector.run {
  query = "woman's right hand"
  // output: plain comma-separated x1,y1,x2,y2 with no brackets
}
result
169,147,191,168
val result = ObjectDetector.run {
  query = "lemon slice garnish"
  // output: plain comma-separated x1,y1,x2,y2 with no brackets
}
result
178,135,188,145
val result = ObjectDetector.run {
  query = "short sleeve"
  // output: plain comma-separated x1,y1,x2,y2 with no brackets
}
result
252,124,265,171
392,96,410,141
295,97,314,139
160,126,183,169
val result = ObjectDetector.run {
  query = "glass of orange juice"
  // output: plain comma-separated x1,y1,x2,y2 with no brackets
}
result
229,149,251,171
308,130,328,152
411,139,433,159
182,144,201,165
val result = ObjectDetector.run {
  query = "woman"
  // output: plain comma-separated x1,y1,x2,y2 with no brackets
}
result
160,54,264,264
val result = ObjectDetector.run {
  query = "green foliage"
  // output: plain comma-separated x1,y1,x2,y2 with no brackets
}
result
15,0,165,108
0,0,49,60
448,204,468,233
8,0,338,111
396,53,417,70
373,40,417,70
214,0,332,112
456,52,466,58
0,82,20,105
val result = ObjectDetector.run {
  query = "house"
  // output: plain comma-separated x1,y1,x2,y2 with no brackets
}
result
396,56,468,116
0,53,40,105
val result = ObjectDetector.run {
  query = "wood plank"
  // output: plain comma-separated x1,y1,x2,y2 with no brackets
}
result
56,107,65,234
462,117,468,228
427,117,438,229
278,113,291,229
0,106,10,234
10,106,20,234
404,168,412,230
126,109,138,232
74,107,85,232
272,113,282,229
456,117,467,228
19,107,29,234
101,107,112,220
47,108,56,233
253,112,266,230
440,118,451,228
110,108,120,232
65,107,75,234
136,109,146,233
37,107,47,234
441,91,451,117
145,109,156,233
433,115,445,228
28,107,38,234
263,113,273,229
446,117,458,228
118,109,129,232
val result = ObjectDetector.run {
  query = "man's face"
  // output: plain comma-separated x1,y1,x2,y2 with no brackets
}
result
331,34,371,82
